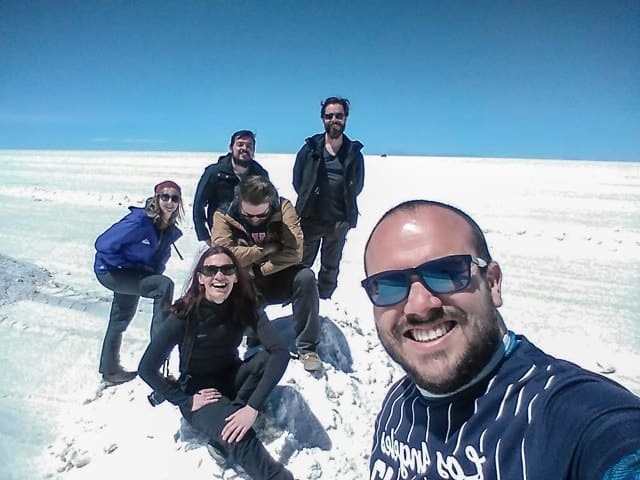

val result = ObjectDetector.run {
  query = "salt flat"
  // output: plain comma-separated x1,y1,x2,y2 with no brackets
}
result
0,150,638,479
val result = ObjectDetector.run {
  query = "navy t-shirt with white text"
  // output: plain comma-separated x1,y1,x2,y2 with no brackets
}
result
370,335,640,480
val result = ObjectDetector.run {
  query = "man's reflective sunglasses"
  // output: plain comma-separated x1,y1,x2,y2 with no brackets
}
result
159,193,180,203
323,113,345,120
361,254,488,307
200,264,237,276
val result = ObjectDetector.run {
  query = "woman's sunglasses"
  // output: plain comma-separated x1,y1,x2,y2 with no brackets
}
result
159,193,180,203
200,264,237,276
361,254,488,307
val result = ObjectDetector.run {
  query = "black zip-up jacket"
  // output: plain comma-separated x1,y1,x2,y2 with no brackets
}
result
292,133,364,228
138,300,289,413
192,154,269,241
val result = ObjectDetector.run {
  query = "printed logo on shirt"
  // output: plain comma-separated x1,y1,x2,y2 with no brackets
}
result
141,238,151,245
372,430,486,480
251,232,267,245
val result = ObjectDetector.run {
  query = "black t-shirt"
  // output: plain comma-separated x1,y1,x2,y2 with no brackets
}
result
241,220,270,246
315,148,346,222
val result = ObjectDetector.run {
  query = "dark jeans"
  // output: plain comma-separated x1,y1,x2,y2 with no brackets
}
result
254,265,319,353
96,270,174,373
301,220,351,299
182,352,293,480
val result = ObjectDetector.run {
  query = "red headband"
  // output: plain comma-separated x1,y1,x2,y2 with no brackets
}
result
154,180,181,195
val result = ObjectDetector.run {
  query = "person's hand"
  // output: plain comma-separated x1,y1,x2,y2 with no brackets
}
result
221,405,258,443
191,388,221,412
261,243,280,256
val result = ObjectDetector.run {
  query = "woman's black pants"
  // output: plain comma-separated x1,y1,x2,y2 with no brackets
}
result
183,351,293,480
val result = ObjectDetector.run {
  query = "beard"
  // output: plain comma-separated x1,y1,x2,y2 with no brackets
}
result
325,122,345,140
377,306,503,394
233,156,251,168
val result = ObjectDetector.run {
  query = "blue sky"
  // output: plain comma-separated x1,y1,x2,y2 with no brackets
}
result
1,0,638,161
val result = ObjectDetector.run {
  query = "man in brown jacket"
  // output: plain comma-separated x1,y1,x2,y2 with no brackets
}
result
212,175,322,372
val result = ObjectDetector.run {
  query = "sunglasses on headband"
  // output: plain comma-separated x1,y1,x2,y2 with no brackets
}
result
361,254,488,307
200,264,237,276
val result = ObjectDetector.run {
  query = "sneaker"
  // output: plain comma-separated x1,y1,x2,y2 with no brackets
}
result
102,369,137,386
299,351,322,372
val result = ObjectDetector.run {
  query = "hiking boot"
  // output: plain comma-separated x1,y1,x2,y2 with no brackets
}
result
102,368,137,386
299,351,322,372
318,285,336,300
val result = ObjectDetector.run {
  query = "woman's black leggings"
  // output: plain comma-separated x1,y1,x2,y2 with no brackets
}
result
183,352,294,480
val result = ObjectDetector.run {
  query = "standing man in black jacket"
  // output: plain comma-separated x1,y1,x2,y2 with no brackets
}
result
193,130,269,244
293,97,365,299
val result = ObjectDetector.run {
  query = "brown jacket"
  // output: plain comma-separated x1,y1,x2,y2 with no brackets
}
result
211,197,303,277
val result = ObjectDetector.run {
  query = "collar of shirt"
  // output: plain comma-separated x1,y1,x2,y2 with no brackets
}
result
416,331,518,399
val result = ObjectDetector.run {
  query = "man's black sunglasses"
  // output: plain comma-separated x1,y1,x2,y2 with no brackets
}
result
361,254,488,307
323,113,345,120
241,210,270,219
200,264,237,276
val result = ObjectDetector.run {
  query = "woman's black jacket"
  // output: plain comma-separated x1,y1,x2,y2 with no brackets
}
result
138,300,289,413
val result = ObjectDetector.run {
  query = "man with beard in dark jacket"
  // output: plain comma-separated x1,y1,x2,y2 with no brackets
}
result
293,97,365,300
193,130,268,244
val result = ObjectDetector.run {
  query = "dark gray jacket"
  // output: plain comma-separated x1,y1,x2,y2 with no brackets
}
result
292,133,364,228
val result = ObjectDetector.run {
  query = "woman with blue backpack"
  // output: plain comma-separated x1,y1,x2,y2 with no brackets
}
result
94,180,183,386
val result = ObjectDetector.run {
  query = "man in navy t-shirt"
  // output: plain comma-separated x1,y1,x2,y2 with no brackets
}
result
362,199,640,479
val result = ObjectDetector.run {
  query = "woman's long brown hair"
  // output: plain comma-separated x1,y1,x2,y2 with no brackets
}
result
169,245,258,328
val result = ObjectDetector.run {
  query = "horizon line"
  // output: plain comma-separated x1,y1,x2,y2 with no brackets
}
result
0,147,637,163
